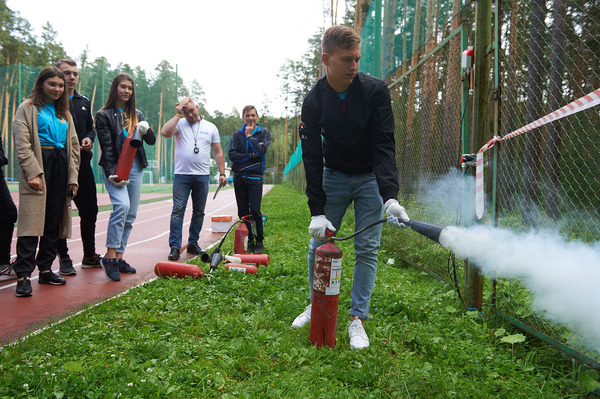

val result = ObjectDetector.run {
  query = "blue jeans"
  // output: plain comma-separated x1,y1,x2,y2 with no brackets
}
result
103,158,143,253
168,174,209,249
307,167,384,320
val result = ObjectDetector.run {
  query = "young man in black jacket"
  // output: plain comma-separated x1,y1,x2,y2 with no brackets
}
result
228,105,271,254
293,25,410,349
55,59,100,275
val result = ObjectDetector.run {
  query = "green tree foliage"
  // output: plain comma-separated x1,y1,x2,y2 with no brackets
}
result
277,30,323,115
30,23,66,66
0,0,38,65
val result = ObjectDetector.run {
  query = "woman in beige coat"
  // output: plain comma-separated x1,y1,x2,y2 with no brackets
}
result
12,66,80,297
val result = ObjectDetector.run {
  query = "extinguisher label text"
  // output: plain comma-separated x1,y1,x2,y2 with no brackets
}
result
325,258,342,295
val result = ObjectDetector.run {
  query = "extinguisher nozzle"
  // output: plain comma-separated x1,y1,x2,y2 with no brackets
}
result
209,251,223,273
200,252,212,263
407,220,447,244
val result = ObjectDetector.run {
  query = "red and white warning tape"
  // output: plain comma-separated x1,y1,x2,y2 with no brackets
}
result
475,88,600,219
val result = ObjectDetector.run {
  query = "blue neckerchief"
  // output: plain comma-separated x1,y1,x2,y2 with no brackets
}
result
37,103,67,148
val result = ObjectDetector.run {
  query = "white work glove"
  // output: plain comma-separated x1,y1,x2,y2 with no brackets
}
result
384,199,410,228
308,215,336,240
108,175,129,187
137,121,149,135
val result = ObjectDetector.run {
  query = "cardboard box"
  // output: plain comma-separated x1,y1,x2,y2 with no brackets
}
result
212,215,233,232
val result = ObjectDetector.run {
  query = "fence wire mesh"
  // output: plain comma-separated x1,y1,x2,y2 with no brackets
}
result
355,0,600,367
495,0,600,365
386,30,468,287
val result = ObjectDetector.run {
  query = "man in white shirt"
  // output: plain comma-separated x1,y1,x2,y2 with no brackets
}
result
161,97,227,260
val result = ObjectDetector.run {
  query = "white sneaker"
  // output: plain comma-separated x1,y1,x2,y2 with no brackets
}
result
348,319,369,349
291,304,311,328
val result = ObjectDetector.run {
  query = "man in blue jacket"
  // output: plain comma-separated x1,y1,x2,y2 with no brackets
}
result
293,25,410,350
228,105,271,254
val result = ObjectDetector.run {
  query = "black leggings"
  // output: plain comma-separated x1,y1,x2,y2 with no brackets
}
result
12,148,68,278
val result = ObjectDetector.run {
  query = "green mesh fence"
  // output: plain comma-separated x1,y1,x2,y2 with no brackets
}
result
356,0,600,368
284,143,302,175
358,0,474,299
359,0,471,79
386,28,467,287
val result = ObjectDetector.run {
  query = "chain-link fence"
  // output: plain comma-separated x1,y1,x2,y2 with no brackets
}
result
352,0,600,368
494,0,600,367
358,0,474,298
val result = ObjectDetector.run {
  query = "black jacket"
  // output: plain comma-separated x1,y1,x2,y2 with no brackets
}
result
229,124,271,178
0,136,7,168
70,90,95,165
95,108,156,178
299,72,399,216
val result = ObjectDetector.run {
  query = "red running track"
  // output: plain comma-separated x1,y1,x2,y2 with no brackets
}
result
0,185,272,345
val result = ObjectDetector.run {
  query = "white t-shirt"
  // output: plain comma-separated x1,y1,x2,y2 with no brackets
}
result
174,118,220,175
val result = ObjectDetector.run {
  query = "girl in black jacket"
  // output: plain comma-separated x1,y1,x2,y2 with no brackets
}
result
95,73,155,281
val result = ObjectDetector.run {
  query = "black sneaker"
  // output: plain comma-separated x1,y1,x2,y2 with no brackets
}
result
16,279,33,297
186,243,204,256
59,257,76,276
100,257,121,281
117,258,136,274
81,254,102,268
39,271,67,285
254,241,265,254
168,247,180,260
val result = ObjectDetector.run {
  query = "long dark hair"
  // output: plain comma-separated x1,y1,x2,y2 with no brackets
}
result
28,66,70,120
102,73,138,134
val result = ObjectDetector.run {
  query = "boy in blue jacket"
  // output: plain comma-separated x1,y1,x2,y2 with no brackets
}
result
228,105,271,254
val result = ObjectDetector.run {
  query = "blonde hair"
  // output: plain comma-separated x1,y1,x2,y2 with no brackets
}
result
322,25,361,54
179,97,195,107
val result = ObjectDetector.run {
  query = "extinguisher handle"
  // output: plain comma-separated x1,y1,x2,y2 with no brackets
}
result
325,229,335,238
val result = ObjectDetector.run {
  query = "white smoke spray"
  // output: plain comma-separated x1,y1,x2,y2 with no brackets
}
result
417,169,600,353
438,222,600,352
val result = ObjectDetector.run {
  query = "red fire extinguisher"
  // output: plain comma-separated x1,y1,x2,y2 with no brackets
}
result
309,230,342,348
233,219,249,254
109,124,144,185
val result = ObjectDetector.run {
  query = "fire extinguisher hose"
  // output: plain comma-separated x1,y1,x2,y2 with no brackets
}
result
203,215,253,276
331,218,389,241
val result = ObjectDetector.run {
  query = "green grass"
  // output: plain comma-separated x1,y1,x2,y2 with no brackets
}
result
0,185,595,398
